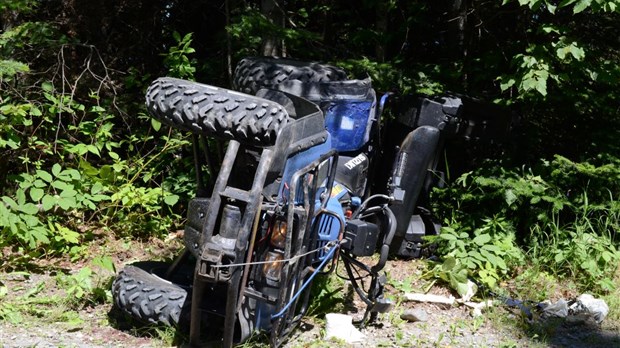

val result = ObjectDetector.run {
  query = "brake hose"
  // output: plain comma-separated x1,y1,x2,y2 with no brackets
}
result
271,241,340,319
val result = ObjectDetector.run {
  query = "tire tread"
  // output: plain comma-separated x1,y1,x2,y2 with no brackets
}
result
145,77,290,146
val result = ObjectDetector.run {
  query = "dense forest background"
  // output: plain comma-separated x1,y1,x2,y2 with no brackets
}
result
1,0,620,298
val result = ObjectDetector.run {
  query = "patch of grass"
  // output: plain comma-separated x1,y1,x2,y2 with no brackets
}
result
306,272,347,317
510,266,564,302
602,267,620,329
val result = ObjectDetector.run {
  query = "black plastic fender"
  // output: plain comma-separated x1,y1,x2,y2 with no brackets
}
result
388,126,441,252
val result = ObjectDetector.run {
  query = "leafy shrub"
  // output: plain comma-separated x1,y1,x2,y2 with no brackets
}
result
432,154,620,294
428,215,525,294
0,11,195,264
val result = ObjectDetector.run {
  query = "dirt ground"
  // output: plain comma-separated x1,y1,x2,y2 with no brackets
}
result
1,238,619,348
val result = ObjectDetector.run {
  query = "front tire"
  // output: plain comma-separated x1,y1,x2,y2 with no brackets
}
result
112,261,192,327
145,77,291,146
232,57,348,95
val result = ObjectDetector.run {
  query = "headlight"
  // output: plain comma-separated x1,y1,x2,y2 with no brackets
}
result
270,219,287,249
262,251,284,280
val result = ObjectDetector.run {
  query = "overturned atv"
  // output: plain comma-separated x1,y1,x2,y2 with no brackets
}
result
112,57,515,347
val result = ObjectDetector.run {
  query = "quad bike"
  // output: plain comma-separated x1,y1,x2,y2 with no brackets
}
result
112,57,514,347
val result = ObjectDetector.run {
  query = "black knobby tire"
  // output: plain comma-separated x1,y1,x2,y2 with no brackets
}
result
145,77,291,146
112,261,192,327
232,57,348,95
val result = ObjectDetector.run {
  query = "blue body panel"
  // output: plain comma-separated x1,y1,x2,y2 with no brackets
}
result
278,134,333,204
313,183,347,261
324,100,374,152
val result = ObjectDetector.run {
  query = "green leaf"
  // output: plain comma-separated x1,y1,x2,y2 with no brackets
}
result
559,0,578,8
52,163,62,177
535,78,547,96
29,188,44,201
439,233,457,241
505,189,518,206
99,165,114,181
30,106,42,116
469,250,486,262
89,194,109,202
52,181,72,191
573,0,592,13
36,170,53,183
481,244,502,253
108,151,119,160
91,182,104,194
18,203,39,215
500,78,515,91
57,197,76,210
54,225,80,244
473,233,492,246
480,249,505,269
163,194,179,206
151,118,162,131
569,45,585,60
556,46,569,60
0,59,29,78
33,180,47,188
41,195,56,211
92,256,116,273
442,257,457,271
87,144,101,156
61,169,81,180
454,278,470,297
41,81,54,92
59,188,77,198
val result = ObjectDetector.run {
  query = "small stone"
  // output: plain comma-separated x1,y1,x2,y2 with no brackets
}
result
401,308,428,322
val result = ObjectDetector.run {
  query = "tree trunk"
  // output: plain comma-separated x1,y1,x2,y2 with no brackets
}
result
260,0,285,56
226,0,233,85
448,0,468,88
375,2,388,62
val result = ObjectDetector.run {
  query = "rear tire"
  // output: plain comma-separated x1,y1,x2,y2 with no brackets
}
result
145,77,291,146
112,261,192,327
232,57,348,95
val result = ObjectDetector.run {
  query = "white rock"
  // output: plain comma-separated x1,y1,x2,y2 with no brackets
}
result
403,293,456,305
325,313,366,344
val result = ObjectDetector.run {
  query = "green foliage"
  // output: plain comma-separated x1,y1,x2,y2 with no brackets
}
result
528,195,620,291
428,216,524,293
163,32,197,80
0,82,185,254
0,256,115,325
0,59,29,80
307,273,346,317
0,7,194,263
512,267,561,302
433,154,620,293
56,256,115,308
336,58,446,95
227,6,320,59
388,274,418,294
510,0,620,13
0,0,36,12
